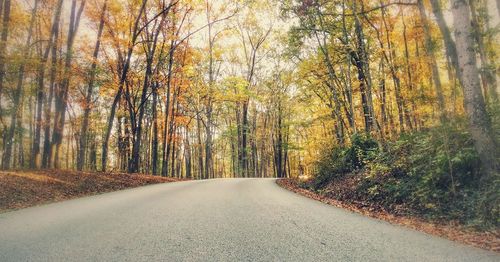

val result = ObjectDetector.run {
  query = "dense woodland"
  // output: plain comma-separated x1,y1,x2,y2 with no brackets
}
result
0,0,498,186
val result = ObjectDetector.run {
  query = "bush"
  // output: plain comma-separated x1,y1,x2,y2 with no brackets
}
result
344,133,379,170
312,133,378,190
310,124,499,228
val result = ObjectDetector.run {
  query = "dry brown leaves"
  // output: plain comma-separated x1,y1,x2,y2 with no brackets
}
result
276,178,500,253
0,170,186,213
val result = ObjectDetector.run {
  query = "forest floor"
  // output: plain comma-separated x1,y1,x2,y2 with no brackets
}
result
277,178,500,252
0,170,185,213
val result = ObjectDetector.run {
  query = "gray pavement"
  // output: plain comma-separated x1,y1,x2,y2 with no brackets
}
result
0,178,498,261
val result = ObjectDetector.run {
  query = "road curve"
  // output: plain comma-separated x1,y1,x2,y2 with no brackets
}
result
0,178,497,261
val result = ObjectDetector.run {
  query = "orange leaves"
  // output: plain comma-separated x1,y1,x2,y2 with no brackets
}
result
0,170,186,213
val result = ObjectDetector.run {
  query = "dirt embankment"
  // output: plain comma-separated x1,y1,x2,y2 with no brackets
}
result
277,178,500,252
0,170,185,213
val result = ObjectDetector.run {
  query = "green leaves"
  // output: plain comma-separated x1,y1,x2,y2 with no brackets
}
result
309,124,497,228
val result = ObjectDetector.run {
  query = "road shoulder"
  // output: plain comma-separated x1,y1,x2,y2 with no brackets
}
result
276,178,499,252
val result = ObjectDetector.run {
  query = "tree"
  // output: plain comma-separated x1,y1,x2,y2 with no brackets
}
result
450,0,498,176
77,0,107,171
2,0,38,169
0,0,11,122
417,0,446,119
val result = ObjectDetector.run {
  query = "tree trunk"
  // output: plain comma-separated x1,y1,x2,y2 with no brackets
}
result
377,3,407,132
151,82,159,175
241,100,249,177
196,113,204,179
451,0,498,176
418,0,446,120
469,0,498,102
102,0,148,171
77,0,106,171
161,44,175,177
51,0,86,168
429,0,464,88
0,0,11,121
2,0,38,169
402,14,418,129
354,2,375,133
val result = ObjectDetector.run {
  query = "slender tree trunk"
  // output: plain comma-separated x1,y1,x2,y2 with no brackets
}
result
418,0,446,120
2,0,38,169
469,0,498,102
354,2,375,133
196,113,204,179
77,0,106,171
429,0,464,88
0,0,11,121
151,82,159,175
37,0,63,168
378,59,388,136
42,27,59,168
341,0,355,133
129,62,152,173
161,45,175,176
51,0,86,168
184,127,191,178
129,9,166,173
241,100,249,177
378,4,407,132
402,15,418,129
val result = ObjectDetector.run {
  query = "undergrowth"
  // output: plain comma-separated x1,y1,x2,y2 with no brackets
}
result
308,121,499,229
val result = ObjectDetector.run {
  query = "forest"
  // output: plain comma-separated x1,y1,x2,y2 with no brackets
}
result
0,0,498,223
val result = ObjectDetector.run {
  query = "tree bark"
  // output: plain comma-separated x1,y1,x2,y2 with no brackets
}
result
102,0,148,171
469,0,498,102
429,0,464,87
34,0,63,168
451,0,498,176
77,0,106,171
2,0,38,169
51,0,86,168
418,0,446,119
0,0,10,122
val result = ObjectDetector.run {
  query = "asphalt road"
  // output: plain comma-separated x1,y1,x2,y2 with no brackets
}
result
0,178,498,261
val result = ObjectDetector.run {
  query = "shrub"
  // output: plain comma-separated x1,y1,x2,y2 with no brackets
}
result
310,123,499,228
344,133,379,170
312,133,378,190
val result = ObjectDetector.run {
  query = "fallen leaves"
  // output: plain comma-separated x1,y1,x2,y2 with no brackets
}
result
276,178,500,253
0,170,186,213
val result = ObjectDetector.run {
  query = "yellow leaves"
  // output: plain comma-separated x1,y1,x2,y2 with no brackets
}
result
221,76,250,102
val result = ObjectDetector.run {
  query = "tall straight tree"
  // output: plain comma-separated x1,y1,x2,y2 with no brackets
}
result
469,0,498,102
31,0,64,168
51,0,86,168
417,0,446,119
77,0,107,171
1,0,38,170
429,0,463,88
0,0,10,123
450,0,498,176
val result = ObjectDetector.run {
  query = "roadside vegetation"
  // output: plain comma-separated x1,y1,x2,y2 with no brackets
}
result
301,116,499,229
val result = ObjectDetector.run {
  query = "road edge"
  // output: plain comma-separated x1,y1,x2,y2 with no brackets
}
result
276,178,499,253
